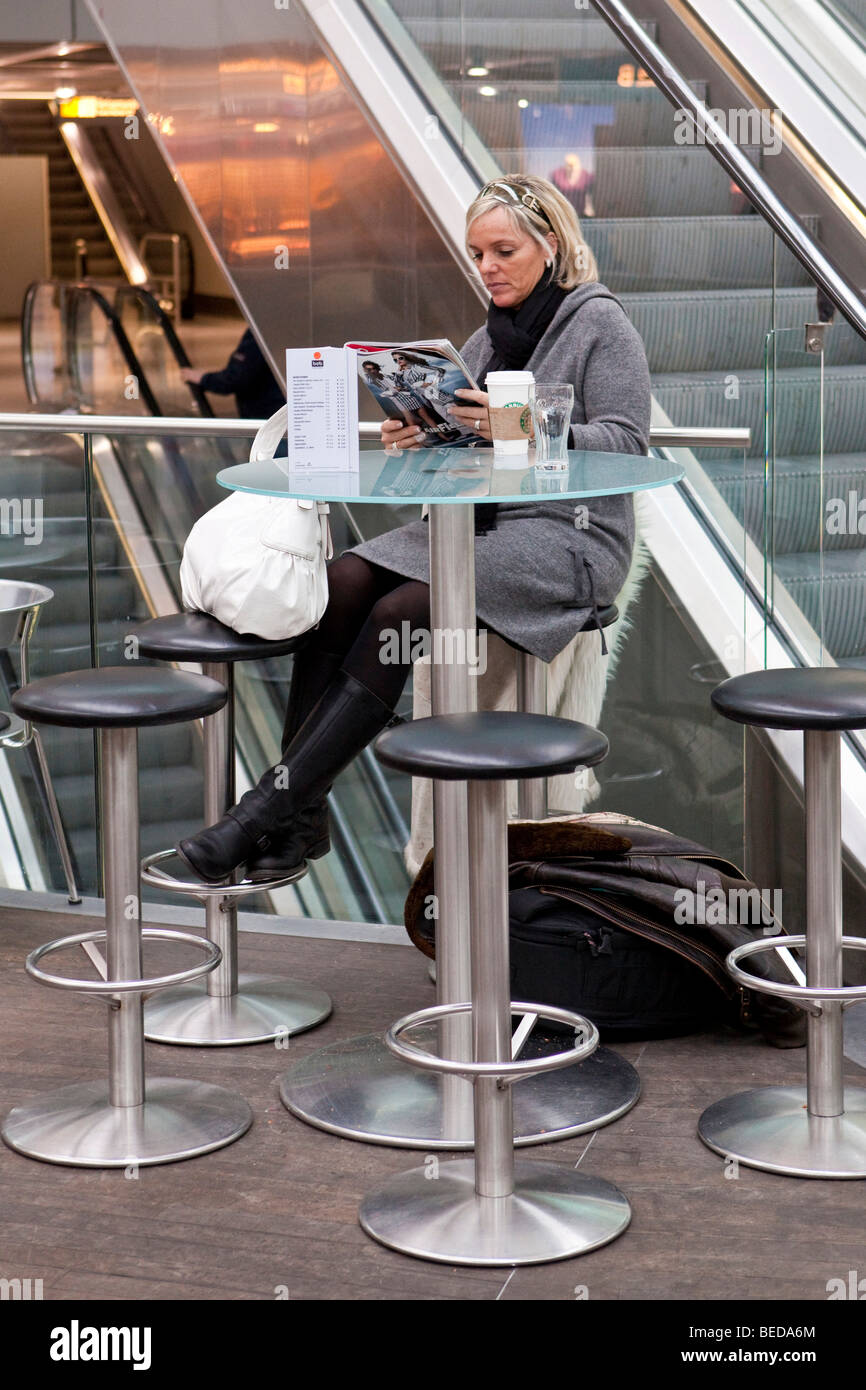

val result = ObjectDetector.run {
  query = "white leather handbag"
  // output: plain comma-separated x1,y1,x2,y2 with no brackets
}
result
179,405,333,640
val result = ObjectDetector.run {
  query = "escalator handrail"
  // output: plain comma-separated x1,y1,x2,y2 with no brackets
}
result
63,280,164,416
112,283,215,418
590,0,866,342
21,280,78,408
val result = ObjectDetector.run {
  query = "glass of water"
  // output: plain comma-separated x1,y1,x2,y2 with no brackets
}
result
529,382,574,467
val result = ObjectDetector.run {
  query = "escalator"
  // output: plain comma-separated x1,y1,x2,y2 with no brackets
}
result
0,100,122,280
7,279,411,922
78,0,866,922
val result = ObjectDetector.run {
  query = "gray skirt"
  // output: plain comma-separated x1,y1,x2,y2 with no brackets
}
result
349,497,635,663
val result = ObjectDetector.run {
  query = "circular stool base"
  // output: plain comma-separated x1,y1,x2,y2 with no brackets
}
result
360,1158,631,1266
698,1085,866,1178
1,1077,252,1167
143,973,332,1045
280,1032,640,1148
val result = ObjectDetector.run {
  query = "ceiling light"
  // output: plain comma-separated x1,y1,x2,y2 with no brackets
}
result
253,121,279,133
478,85,498,97
517,98,529,108
55,86,77,100
467,65,489,77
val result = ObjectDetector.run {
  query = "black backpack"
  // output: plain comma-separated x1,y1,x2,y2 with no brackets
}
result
404,815,806,1048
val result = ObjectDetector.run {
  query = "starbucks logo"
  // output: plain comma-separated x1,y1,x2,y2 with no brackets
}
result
520,405,532,434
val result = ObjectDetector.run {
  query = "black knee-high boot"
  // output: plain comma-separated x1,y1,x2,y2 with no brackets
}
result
242,645,343,882
176,671,399,884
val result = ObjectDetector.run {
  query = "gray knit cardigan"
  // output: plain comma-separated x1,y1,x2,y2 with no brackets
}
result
350,283,652,662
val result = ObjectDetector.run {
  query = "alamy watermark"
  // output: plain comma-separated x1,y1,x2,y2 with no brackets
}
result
827,1269,866,1299
50,1321,151,1370
674,107,782,156
0,497,43,545
827,492,866,535
673,880,782,928
1,1277,43,1300
379,622,488,676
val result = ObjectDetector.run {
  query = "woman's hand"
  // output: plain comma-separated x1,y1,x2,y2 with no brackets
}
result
181,367,205,385
448,388,491,440
381,418,426,455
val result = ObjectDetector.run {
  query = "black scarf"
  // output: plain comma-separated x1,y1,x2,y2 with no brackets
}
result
481,273,568,381
475,272,567,534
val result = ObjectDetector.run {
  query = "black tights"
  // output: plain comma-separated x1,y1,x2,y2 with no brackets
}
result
301,552,432,708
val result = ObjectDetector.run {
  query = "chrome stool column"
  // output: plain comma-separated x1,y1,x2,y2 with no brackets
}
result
698,667,866,1178
131,614,331,1046
511,604,640,1130
360,712,631,1264
1,666,252,1166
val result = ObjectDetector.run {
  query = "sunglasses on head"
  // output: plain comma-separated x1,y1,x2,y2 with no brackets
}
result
479,180,553,227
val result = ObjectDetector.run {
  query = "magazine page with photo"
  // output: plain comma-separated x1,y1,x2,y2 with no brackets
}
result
346,340,486,448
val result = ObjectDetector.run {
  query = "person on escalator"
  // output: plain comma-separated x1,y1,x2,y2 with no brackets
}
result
174,175,651,887
181,327,284,419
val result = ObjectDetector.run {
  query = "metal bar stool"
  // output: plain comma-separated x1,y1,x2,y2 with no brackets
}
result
360,711,631,1264
281,604,638,1146
0,578,80,902
698,667,866,1178
131,613,331,1045
1,665,252,1166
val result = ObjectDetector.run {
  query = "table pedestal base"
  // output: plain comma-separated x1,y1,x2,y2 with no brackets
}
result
359,1158,631,1266
698,1085,866,1177
280,1031,640,1148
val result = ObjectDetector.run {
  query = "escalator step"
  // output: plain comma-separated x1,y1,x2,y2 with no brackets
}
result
653,365,866,458
66,818,212,897
701,453,866,555
26,618,147,673
403,14,658,60
465,79,709,152
50,764,204,827
585,216,819,292
38,719,194,777
775,549,866,658
625,286,866,373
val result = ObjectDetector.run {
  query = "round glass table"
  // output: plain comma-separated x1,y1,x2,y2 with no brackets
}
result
217,446,684,1148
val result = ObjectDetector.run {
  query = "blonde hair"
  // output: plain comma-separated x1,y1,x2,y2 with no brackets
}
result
465,174,598,290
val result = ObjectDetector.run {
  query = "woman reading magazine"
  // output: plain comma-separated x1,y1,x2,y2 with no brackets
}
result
176,174,652,885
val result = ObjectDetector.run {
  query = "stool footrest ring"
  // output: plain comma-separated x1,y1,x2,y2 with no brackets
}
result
26,928,221,995
386,1001,599,1084
141,847,307,898
727,935,866,1009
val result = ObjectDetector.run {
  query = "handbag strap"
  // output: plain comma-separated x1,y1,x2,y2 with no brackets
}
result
250,405,289,460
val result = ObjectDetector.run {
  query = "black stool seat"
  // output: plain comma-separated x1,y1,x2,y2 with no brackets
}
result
131,612,307,664
713,667,866,731
584,604,617,630
375,712,608,780
12,666,227,729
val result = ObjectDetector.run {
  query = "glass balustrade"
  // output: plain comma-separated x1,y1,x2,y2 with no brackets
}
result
0,425,94,899
0,412,752,922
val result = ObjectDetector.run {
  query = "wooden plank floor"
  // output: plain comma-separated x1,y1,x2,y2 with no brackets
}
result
1,906,864,1302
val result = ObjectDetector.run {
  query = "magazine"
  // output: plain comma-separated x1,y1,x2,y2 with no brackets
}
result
346,339,486,448
284,339,484,473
